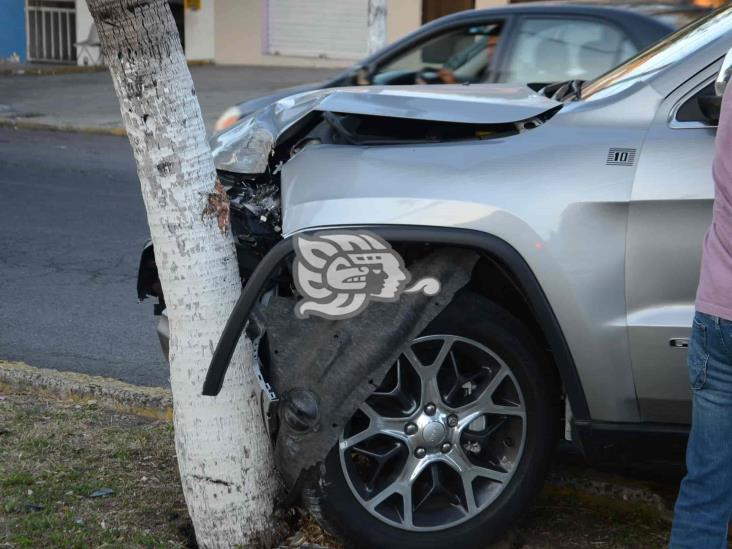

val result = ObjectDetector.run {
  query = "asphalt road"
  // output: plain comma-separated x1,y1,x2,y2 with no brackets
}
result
0,128,169,386
0,65,338,133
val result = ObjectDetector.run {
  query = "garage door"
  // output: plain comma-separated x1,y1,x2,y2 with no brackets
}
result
265,0,368,60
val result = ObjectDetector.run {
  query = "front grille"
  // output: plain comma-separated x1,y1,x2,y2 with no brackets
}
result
216,170,240,187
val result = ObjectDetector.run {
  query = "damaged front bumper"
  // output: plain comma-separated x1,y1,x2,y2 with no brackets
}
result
147,84,562,486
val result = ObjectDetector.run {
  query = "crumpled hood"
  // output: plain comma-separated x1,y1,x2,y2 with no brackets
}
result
310,83,561,124
210,84,561,174
231,81,328,119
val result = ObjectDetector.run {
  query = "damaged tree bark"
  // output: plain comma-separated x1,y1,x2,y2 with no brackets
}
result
85,1,278,546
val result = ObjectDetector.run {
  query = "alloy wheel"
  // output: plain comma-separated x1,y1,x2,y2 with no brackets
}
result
339,334,527,531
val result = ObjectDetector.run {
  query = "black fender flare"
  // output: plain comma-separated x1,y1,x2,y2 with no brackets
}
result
202,225,590,422
137,240,156,301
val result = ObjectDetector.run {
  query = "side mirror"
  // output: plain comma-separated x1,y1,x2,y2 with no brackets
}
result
715,47,732,96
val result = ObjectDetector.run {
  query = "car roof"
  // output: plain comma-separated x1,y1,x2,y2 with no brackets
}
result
419,2,677,26
530,1,711,28
355,2,675,71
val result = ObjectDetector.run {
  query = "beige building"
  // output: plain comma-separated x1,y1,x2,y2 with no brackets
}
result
185,0,509,67
25,0,719,67
75,0,508,67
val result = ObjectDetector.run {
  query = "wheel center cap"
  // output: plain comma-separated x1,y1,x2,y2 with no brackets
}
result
422,420,447,446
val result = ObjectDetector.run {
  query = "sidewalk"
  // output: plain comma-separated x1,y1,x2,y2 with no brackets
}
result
0,64,339,135
0,60,106,76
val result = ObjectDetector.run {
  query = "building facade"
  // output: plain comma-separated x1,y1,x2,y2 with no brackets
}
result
182,0,509,68
1,0,723,68
2,0,511,67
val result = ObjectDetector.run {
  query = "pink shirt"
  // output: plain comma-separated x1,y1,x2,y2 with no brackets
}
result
696,86,732,321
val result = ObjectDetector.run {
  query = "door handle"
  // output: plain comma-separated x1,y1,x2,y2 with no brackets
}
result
669,338,689,349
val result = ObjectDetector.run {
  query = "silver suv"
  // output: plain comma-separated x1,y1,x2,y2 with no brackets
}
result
139,7,732,548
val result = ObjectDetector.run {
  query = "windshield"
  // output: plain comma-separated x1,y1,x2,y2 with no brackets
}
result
582,5,732,99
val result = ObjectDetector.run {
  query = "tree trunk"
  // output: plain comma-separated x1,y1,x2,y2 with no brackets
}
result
367,0,388,56
85,1,278,546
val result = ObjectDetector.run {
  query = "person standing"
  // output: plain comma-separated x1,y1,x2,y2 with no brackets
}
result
670,83,732,548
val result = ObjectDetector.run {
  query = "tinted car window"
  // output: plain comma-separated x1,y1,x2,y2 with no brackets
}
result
676,81,716,124
583,5,732,99
501,17,637,84
373,24,502,85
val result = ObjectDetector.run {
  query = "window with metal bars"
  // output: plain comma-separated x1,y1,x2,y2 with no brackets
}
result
26,0,77,63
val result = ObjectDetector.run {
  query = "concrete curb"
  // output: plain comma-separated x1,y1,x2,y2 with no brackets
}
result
0,360,172,421
0,65,107,77
0,59,213,77
0,117,126,137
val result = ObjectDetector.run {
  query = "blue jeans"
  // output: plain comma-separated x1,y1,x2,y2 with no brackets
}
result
670,311,732,549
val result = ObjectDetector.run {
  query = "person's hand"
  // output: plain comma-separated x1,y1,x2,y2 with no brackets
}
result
415,67,458,85
355,68,371,85
437,68,457,84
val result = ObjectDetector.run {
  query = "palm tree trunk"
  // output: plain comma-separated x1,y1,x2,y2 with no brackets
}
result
84,1,278,546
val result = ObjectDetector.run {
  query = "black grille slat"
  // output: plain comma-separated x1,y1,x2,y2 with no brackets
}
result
217,170,240,187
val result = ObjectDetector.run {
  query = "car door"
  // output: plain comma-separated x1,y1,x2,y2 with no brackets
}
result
625,63,720,424
496,15,638,85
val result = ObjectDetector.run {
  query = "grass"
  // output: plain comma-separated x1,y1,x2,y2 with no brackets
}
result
509,484,671,548
0,390,686,548
0,394,192,548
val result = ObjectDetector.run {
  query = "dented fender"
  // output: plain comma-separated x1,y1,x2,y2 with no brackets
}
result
202,225,593,487
204,225,590,427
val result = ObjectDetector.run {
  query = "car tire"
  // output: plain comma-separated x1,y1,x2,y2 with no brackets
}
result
304,291,561,549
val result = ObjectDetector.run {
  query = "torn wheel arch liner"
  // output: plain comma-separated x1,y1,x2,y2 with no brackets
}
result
202,224,590,424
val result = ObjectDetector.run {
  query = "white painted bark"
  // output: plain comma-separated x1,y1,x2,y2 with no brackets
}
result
84,1,278,547
367,0,388,56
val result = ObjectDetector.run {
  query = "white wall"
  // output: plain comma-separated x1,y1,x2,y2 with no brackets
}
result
213,0,421,68
475,0,509,8
184,0,215,61
74,0,102,66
